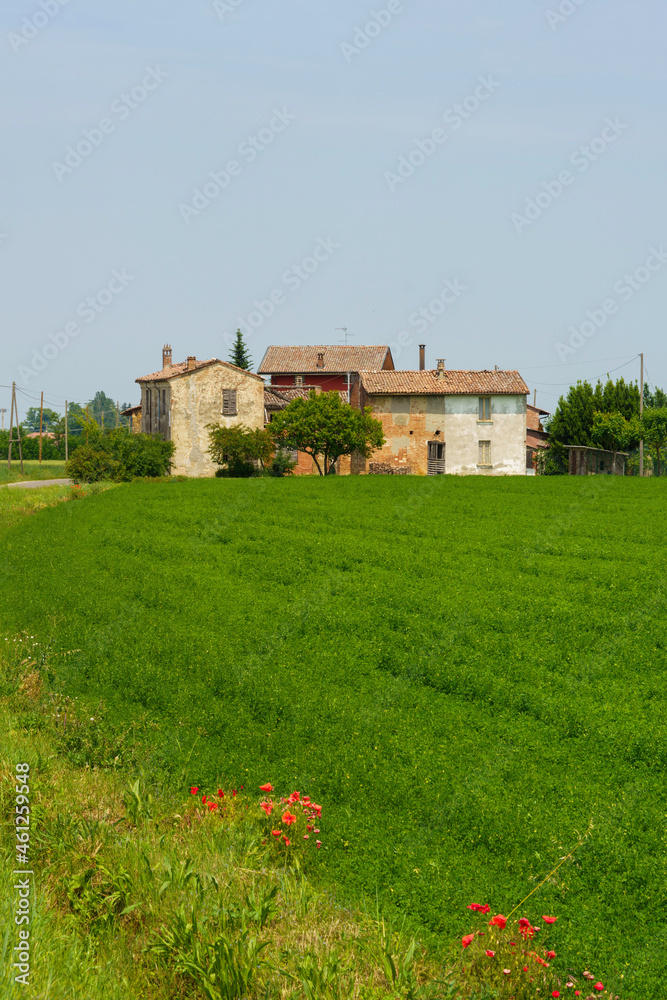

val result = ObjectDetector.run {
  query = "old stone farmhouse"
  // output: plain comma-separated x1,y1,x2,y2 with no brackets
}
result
349,360,530,476
136,346,264,477
258,345,394,396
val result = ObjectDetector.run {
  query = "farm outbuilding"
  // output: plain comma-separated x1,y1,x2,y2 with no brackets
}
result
565,445,629,476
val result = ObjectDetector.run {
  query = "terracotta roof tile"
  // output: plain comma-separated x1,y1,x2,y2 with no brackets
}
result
258,345,392,374
264,385,347,407
359,369,529,395
136,359,264,383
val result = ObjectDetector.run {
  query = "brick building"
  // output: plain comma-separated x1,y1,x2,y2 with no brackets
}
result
258,345,394,397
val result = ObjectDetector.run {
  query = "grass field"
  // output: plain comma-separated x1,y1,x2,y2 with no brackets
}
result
1,475,666,998
0,459,67,484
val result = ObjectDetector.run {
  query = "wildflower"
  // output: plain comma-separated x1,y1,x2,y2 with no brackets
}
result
240,785,244,790
314,828,320,834
489,914,507,929
523,966,529,972
259,783,273,792
271,829,281,838
593,985,603,992
303,834,309,840
283,836,291,846
217,789,225,798
202,794,207,804
485,950,495,957
190,786,199,795
546,951,556,960
503,969,511,975
232,789,237,797
260,802,273,816
208,802,218,811
307,824,314,832
288,791,301,803
311,803,322,816
316,840,322,848
282,810,297,826
468,903,491,914
542,916,557,924
574,993,580,997
552,993,560,998
462,934,475,949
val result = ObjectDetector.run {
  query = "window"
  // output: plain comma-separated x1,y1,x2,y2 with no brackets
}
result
478,440,491,466
478,396,491,421
222,389,237,415
295,375,304,386
161,389,166,413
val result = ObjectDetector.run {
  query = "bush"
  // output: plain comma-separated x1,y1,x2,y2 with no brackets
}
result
65,430,173,483
268,450,297,477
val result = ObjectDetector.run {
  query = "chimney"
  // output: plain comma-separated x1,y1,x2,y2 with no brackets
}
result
436,358,446,380
162,344,172,369
186,355,197,371
419,345,425,371
316,351,325,368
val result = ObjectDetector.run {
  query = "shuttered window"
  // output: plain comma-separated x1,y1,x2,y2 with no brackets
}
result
222,389,237,415
478,396,491,420
478,440,491,466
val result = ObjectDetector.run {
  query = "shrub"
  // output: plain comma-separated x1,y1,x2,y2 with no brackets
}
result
65,447,120,483
268,449,296,477
65,429,173,483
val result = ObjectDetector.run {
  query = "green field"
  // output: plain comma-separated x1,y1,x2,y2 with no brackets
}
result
0,459,67,484
2,476,666,997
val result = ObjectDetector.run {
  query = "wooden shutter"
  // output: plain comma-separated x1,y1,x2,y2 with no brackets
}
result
222,389,237,415
427,441,446,475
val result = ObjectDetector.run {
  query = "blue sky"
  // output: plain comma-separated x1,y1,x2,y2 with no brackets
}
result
2,0,666,419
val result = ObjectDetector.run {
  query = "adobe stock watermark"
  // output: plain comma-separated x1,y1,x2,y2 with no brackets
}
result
384,76,501,192
545,0,589,30
340,0,414,63
223,236,340,344
555,246,667,361
51,66,168,181
213,0,249,20
389,277,468,364
18,268,135,382
179,107,296,224
511,117,628,234
8,0,71,54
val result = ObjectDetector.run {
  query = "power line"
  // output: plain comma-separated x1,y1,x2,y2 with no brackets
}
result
520,353,638,371
529,357,639,387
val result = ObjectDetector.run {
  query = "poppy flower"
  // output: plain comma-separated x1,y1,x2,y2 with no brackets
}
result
202,794,207,803
190,786,199,795
462,934,475,949
546,951,556,960
259,783,273,792
307,825,313,832
489,914,507,929
316,840,322,848
468,903,491,914
485,950,495,958
260,802,273,816
283,836,290,846
503,969,511,975
208,802,218,811
575,993,580,997
593,985,603,992
311,803,322,816
282,810,297,826
303,834,309,840
232,789,237,797
217,789,225,798
552,993,560,998
288,791,301,803
523,966,528,972
314,828,320,834
271,829,281,838
542,915,557,924
239,785,244,790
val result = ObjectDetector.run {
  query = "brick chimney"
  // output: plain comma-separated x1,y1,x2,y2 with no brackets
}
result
419,345,425,371
186,355,197,371
162,344,172,369
316,351,325,368
436,358,446,380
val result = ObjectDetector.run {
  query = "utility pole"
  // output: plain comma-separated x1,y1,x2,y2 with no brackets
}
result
639,353,644,478
8,382,23,474
116,401,120,428
0,408,6,431
65,401,68,462
533,389,537,407
39,390,44,464
336,327,352,345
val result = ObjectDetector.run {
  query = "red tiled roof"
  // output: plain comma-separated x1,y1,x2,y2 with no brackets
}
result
258,345,392,374
359,369,529,395
264,386,347,407
136,359,264,383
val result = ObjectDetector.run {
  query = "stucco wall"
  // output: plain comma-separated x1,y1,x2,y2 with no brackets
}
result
362,394,527,476
159,365,264,477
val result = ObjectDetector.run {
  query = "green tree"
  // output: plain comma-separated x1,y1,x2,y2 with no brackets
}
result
269,390,385,475
207,424,274,477
66,422,173,483
641,408,667,476
643,384,667,409
228,330,253,371
23,407,60,432
591,411,640,472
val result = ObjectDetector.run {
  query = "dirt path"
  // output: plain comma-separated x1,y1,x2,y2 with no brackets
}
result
5,479,72,490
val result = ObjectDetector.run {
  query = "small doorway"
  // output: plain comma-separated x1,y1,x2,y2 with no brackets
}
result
427,440,446,475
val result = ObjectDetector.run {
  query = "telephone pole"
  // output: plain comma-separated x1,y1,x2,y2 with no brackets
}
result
8,382,24,474
65,401,69,462
39,390,44,464
639,353,644,477
0,408,6,431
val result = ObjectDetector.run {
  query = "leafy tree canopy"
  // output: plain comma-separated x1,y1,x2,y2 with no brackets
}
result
641,407,667,476
228,329,253,371
644,385,667,409
546,377,641,449
23,407,60,432
591,410,640,458
269,390,385,475
207,424,274,477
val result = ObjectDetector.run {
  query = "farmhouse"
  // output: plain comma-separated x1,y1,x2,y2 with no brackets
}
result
526,403,550,472
349,359,529,476
136,346,264,477
258,345,394,398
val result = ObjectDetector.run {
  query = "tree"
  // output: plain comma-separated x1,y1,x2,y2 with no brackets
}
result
208,424,274,477
644,385,667,409
228,330,253,371
269,390,385,475
23,407,60,432
641,408,667,476
591,410,640,472
65,422,174,482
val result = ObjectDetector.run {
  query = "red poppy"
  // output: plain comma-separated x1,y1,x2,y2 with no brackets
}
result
283,836,291,846
240,785,244,790
208,802,218,811
462,934,475,949
311,803,322,816
190,786,199,795
593,985,603,992
468,903,490,913
552,993,560,998
489,914,507,929
260,802,273,816
217,789,225,798
307,825,313,832
575,993,580,997
282,810,297,826
259,783,273,792
546,950,556,960
542,915,557,924
288,791,301,803
314,828,320,834
316,840,322,848
271,829,281,837
232,789,237,797
202,794,207,803
485,950,495,957
303,834,309,839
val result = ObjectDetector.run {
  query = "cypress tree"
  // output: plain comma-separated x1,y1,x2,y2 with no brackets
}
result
229,329,253,371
